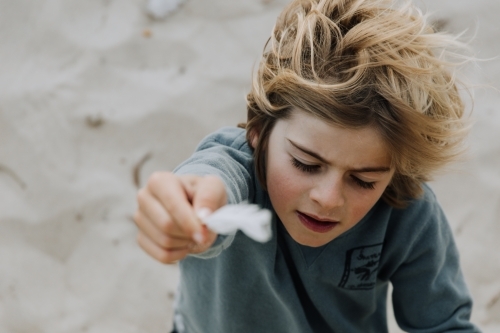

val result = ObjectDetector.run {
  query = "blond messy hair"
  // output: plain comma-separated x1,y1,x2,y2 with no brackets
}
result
240,0,470,208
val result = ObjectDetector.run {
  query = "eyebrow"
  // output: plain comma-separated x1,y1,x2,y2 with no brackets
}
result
287,139,391,173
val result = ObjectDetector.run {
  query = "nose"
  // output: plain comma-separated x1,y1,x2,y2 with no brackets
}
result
309,175,345,211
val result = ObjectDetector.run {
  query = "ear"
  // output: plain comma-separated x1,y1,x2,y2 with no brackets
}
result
249,129,259,149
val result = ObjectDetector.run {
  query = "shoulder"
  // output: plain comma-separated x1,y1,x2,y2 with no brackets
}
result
374,184,442,238
384,184,446,245
381,184,454,269
354,184,444,254
196,127,251,154
384,186,477,331
392,183,441,225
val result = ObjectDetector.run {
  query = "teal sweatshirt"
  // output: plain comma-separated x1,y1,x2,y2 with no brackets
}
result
173,127,480,333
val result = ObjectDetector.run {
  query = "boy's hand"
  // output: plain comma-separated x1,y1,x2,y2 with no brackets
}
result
134,172,226,264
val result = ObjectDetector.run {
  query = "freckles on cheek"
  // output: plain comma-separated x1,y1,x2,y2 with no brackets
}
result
349,192,383,223
350,204,369,224
267,168,299,204
268,170,289,197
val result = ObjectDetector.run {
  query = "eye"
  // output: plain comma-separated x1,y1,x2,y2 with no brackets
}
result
351,175,375,190
290,158,320,173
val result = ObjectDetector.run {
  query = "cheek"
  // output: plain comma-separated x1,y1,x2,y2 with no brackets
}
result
349,202,372,224
266,160,305,210
346,187,387,224
267,167,294,206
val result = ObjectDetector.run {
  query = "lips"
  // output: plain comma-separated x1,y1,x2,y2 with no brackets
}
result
297,212,339,233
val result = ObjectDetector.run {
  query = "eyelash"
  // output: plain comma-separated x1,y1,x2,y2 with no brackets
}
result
290,158,376,190
290,158,320,173
351,176,376,190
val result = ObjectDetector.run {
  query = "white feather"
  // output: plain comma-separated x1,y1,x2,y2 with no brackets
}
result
202,203,273,243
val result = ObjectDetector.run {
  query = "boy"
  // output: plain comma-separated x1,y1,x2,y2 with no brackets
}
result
134,0,481,331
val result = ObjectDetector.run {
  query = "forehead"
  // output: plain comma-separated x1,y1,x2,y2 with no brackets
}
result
278,110,391,168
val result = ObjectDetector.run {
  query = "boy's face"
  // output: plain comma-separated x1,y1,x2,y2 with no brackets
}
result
262,109,394,247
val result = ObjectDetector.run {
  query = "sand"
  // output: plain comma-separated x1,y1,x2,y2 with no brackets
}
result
0,0,498,332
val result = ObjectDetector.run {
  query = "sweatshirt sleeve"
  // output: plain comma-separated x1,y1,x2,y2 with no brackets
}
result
173,127,256,258
389,187,481,332
173,127,255,205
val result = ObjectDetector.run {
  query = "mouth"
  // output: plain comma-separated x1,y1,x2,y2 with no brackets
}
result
296,211,339,233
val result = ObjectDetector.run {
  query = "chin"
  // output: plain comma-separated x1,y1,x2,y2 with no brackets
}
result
290,233,332,248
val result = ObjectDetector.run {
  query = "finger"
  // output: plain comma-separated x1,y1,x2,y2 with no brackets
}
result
148,172,203,238
136,188,191,240
188,224,219,254
137,231,191,264
134,211,192,249
184,175,227,244
191,175,227,218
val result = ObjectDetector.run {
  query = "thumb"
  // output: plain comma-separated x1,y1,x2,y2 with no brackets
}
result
192,175,227,222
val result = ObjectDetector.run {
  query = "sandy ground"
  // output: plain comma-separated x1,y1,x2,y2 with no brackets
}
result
0,0,498,332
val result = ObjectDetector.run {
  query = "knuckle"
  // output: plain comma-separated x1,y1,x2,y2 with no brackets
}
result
136,188,148,206
137,233,150,251
148,171,163,184
205,175,226,192
204,174,221,183
179,174,198,183
166,201,181,218
148,171,172,190
158,251,179,264
157,252,171,264
158,235,173,249
132,211,142,226
158,218,174,234
196,176,227,208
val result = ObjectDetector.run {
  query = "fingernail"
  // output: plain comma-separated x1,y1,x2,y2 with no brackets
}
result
196,208,212,220
193,232,204,244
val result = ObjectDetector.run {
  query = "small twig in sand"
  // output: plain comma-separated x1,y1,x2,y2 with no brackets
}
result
133,152,153,188
85,114,105,128
487,290,500,309
0,164,26,189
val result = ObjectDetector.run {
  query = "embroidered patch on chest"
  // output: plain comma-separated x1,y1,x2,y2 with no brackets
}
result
338,243,383,290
